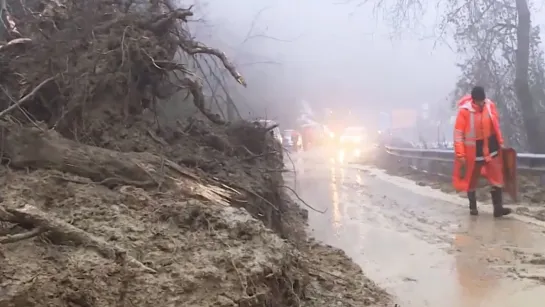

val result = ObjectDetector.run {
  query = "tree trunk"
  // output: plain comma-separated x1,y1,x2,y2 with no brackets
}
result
0,122,234,204
514,0,545,152
0,122,226,189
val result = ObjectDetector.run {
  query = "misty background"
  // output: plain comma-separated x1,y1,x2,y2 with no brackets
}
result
157,0,545,149
196,0,459,111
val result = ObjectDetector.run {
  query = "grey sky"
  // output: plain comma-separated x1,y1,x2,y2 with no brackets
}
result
188,0,545,118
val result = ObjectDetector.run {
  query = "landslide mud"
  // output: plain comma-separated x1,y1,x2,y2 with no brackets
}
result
0,117,393,306
0,1,392,306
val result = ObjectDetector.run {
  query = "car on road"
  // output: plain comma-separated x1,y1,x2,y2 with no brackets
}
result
282,129,302,152
339,126,369,158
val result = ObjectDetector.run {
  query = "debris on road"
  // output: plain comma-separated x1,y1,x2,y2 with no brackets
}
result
0,1,392,306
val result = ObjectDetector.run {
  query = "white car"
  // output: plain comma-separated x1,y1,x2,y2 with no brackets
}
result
340,126,367,144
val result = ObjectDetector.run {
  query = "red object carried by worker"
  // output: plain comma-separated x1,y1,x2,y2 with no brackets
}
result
478,148,517,201
502,147,518,202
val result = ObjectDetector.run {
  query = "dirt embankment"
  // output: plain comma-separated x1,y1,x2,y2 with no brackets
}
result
372,152,545,221
0,1,391,306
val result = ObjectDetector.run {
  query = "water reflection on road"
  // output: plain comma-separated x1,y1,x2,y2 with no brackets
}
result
286,150,545,307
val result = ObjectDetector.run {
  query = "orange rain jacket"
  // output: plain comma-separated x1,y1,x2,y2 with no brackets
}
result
452,95,504,191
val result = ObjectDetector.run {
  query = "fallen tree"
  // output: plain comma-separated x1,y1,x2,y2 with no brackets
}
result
0,0,393,306
1,120,198,188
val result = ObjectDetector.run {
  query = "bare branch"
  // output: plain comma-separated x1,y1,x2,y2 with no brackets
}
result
0,76,56,119
178,39,247,87
0,38,32,52
181,75,225,125
0,227,44,244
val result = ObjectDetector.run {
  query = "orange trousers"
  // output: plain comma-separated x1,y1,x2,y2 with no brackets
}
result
468,156,504,191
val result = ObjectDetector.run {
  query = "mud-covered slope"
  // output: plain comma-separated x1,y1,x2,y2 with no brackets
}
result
0,0,392,305
0,116,391,307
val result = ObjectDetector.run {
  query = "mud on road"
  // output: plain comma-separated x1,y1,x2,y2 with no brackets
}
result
373,153,545,223
285,151,545,307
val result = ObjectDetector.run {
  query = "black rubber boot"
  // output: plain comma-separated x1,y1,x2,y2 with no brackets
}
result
467,191,478,216
491,187,512,218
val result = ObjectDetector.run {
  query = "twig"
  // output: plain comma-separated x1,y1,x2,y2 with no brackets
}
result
242,152,269,162
162,159,200,181
0,85,44,131
0,227,44,244
119,26,130,69
147,8,194,33
283,149,298,191
201,56,243,120
147,128,168,146
281,185,327,213
0,38,31,52
52,175,156,188
0,76,56,119
308,265,352,283
178,39,247,87
181,75,225,125
217,180,280,212
193,58,226,120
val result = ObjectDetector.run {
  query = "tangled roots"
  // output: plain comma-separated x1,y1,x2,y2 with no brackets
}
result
0,0,245,141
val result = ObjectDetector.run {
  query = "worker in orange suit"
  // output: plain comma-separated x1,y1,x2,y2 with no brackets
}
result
452,86,512,217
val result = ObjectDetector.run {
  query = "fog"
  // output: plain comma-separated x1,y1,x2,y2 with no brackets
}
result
184,0,544,126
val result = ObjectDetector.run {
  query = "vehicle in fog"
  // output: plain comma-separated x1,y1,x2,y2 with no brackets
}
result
282,129,302,151
339,126,368,158
300,123,326,151
340,126,367,144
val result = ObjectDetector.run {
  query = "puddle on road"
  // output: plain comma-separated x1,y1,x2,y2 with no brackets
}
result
288,154,545,307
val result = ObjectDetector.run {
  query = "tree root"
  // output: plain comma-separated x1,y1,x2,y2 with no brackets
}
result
0,226,43,244
0,76,56,118
0,38,32,53
0,121,230,205
4,204,156,274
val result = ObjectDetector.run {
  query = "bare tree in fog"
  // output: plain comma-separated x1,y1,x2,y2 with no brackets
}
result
158,4,291,126
446,0,545,152
358,0,545,152
190,5,293,124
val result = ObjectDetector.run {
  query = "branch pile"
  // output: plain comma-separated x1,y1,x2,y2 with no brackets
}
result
0,0,245,139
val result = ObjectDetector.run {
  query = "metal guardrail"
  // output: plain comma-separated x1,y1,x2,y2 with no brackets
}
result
385,146,545,172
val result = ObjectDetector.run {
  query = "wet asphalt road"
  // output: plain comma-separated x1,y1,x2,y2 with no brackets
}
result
285,150,545,307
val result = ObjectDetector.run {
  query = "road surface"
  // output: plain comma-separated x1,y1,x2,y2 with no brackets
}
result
285,150,545,307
